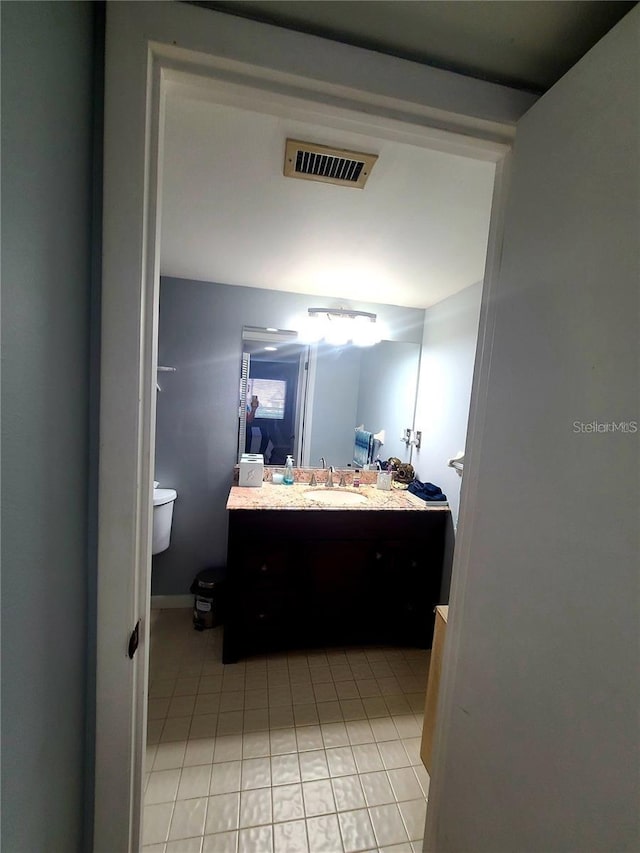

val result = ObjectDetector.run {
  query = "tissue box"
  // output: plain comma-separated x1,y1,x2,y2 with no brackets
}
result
239,454,264,488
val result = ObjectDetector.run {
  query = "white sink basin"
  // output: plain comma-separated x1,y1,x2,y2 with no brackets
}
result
304,488,369,507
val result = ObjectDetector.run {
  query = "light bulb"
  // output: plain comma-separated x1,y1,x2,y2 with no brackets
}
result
351,315,381,346
324,315,350,346
297,315,323,344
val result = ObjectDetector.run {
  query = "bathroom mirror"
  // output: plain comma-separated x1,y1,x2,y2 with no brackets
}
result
239,326,421,468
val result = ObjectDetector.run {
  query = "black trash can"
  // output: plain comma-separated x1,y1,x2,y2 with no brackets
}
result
190,566,226,630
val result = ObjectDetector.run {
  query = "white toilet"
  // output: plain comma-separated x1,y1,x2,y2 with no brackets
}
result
152,481,177,555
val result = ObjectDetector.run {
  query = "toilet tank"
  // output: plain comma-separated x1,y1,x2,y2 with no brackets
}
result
152,487,177,554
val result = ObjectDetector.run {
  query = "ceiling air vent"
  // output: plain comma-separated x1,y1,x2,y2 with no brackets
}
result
284,139,378,189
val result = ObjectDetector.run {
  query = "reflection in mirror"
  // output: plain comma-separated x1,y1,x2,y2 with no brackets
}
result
304,339,421,468
239,326,421,468
239,327,308,465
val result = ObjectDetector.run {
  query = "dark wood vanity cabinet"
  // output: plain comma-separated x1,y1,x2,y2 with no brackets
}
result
223,509,447,663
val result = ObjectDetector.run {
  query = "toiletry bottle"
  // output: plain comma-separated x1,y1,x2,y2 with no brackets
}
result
283,455,295,485
353,469,360,488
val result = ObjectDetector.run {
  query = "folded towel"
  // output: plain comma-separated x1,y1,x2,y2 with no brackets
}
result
408,480,448,502
354,428,373,467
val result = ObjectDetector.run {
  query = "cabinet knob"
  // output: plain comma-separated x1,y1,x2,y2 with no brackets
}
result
375,552,382,561
260,564,268,572
258,613,266,620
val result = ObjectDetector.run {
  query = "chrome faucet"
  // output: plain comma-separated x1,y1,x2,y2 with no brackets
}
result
325,466,335,488
319,457,326,469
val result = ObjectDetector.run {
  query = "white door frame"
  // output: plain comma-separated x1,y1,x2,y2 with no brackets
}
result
98,3,533,849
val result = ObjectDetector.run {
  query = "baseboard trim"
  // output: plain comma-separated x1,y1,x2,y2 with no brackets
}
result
151,594,193,610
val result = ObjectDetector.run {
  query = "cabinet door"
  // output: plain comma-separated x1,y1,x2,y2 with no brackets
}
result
376,541,441,647
305,540,381,645
235,544,300,651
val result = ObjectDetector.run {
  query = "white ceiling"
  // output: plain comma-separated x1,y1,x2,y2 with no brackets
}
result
160,90,496,309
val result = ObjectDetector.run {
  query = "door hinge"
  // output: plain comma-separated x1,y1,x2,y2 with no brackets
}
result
128,620,140,659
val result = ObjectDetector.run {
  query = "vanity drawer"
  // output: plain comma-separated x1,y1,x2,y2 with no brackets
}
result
242,601,285,627
234,546,289,581
240,598,295,649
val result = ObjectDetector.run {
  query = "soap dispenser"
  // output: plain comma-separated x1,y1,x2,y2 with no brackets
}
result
283,455,295,485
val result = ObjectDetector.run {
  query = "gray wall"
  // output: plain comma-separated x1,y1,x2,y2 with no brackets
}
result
413,282,483,525
1,3,96,850
426,8,640,852
154,277,424,595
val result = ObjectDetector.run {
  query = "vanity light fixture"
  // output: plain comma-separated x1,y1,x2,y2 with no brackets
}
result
302,307,382,347
264,346,278,351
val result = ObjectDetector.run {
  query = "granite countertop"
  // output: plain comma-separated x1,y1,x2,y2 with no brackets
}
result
227,482,450,511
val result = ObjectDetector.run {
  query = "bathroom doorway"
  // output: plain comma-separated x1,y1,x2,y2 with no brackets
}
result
96,5,513,848
145,90,495,853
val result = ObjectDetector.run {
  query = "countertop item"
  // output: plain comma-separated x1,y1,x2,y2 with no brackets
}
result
239,453,264,487
226,482,450,512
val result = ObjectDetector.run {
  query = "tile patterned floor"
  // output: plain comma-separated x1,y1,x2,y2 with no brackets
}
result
144,609,431,853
